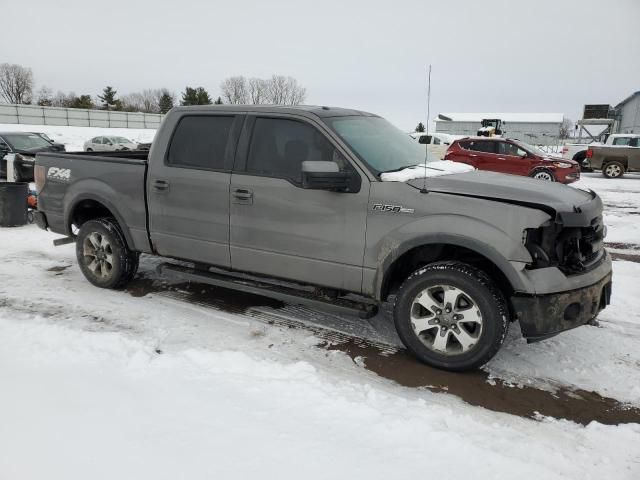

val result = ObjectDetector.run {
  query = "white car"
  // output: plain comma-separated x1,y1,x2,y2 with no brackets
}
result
84,136,139,152
410,132,459,161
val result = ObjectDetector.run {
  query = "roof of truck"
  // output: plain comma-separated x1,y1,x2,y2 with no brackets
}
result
170,104,377,118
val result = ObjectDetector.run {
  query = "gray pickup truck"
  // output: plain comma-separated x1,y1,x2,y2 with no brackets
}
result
587,139,640,178
33,105,612,371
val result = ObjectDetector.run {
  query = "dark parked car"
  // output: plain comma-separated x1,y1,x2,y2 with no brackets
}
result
0,132,62,181
444,137,580,184
31,132,66,152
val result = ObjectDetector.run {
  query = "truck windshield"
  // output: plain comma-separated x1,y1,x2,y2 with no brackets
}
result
3,133,52,151
324,116,427,175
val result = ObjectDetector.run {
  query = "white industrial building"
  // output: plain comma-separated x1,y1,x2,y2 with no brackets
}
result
435,112,564,146
616,91,640,134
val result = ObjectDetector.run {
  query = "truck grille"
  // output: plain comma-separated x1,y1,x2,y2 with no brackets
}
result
556,216,605,274
525,215,605,274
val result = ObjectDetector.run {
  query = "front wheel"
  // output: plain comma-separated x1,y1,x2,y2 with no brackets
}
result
76,218,139,289
602,161,625,179
531,169,555,181
393,261,509,371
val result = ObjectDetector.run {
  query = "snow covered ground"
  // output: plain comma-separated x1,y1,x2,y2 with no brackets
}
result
0,123,156,152
1,167,640,477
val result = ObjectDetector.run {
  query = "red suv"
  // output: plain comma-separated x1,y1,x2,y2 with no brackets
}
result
444,138,580,184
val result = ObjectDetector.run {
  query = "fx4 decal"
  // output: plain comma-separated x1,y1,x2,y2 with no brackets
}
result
47,167,71,182
372,203,415,214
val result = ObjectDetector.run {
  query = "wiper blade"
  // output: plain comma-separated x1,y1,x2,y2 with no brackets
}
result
380,164,423,174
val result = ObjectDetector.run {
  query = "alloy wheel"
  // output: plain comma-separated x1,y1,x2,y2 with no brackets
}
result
82,232,114,279
410,284,483,355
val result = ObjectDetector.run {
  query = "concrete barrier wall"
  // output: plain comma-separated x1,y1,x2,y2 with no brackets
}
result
0,103,163,129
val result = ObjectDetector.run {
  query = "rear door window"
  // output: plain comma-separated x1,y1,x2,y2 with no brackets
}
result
468,140,497,153
418,135,432,145
613,137,631,146
167,115,235,170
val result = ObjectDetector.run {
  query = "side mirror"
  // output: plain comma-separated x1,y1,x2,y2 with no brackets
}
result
302,161,351,191
521,152,528,158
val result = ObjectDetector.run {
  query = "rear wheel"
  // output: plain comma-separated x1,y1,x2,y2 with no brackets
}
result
76,218,139,289
531,169,555,181
602,161,624,179
393,261,509,371
86,148,93,152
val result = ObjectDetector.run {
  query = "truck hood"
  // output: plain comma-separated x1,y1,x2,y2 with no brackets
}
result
406,170,597,221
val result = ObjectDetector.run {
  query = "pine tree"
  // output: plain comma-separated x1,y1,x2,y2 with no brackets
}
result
415,122,425,133
195,87,212,105
181,87,198,106
98,86,118,110
181,86,212,106
70,95,94,109
214,96,223,105
158,91,174,113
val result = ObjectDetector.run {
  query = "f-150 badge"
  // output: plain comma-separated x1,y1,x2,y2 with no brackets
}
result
372,203,414,214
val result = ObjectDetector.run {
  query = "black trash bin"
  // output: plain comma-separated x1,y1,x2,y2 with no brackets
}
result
0,182,28,227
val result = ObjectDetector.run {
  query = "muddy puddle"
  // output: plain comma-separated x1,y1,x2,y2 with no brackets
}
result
330,341,640,426
605,242,640,263
126,269,640,426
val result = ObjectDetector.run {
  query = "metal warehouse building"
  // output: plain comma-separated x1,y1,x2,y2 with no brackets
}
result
616,91,640,134
435,113,563,146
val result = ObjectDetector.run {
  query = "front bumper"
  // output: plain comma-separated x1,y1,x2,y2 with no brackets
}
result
511,272,612,341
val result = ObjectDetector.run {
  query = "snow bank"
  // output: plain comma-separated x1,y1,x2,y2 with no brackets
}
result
1,314,639,480
380,160,475,182
0,123,156,152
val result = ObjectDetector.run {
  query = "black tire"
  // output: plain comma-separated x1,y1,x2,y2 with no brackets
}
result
530,168,555,182
86,148,93,152
602,161,625,179
393,261,509,371
75,217,139,289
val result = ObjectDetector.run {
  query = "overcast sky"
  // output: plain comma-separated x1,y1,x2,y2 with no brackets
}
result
2,0,639,129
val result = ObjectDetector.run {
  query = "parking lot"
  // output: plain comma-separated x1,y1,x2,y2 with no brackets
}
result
1,171,640,477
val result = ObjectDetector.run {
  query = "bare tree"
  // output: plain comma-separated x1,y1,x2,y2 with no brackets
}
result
221,74,307,105
220,76,248,104
266,75,306,105
559,117,573,140
121,89,163,113
0,63,34,104
267,75,288,105
247,77,269,104
36,86,54,106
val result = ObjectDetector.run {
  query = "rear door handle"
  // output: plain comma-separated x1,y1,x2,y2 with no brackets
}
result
232,188,253,204
497,157,506,160
469,154,478,157
153,179,169,191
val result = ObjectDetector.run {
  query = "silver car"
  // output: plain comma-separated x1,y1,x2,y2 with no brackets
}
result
83,136,138,152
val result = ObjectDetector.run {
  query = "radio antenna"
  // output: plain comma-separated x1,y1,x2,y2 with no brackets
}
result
420,64,432,194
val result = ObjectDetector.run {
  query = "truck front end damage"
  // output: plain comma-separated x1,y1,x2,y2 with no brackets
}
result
514,188,612,341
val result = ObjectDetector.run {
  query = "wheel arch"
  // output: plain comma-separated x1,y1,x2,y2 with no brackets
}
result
66,194,135,249
375,235,528,303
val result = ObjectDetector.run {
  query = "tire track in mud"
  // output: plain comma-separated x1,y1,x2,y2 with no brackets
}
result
125,273,640,426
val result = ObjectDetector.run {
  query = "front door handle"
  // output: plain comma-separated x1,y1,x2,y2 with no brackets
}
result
469,154,478,157
232,188,253,205
232,188,253,199
497,157,506,160
153,179,170,191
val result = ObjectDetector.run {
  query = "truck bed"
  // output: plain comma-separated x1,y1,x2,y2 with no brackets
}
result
35,150,151,253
